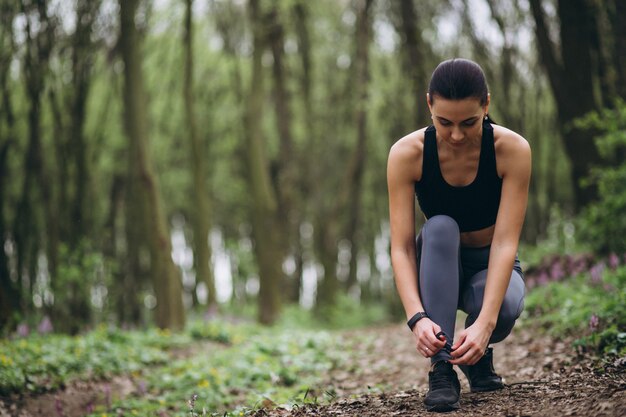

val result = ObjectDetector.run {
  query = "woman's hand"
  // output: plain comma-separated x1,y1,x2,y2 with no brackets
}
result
449,321,492,365
413,318,446,358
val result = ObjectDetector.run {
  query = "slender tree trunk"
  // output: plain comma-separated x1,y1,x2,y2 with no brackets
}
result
344,0,373,293
119,0,185,330
314,220,340,313
291,1,315,304
267,3,300,303
246,0,284,325
21,0,59,293
314,0,374,312
19,0,59,315
0,142,16,330
0,3,19,330
397,0,429,125
69,0,100,244
183,0,216,308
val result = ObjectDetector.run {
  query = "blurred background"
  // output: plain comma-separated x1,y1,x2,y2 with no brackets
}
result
1,0,625,334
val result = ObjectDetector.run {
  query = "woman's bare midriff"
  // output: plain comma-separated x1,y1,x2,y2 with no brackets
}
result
460,224,495,248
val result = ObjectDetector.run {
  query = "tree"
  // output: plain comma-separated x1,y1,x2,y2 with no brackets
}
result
119,0,185,330
0,0,19,331
315,0,374,311
529,0,620,209
183,0,216,308
246,0,285,324
14,0,57,318
394,0,430,126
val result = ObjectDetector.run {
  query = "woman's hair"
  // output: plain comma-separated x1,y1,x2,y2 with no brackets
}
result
428,58,489,105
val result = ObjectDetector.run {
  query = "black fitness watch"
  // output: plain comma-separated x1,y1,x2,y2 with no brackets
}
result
407,311,429,331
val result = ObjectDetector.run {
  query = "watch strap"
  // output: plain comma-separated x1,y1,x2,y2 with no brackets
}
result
407,311,429,331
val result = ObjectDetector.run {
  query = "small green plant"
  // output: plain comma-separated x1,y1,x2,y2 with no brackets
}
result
524,263,626,356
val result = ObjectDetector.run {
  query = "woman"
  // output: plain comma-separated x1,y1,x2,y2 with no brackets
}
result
387,58,530,412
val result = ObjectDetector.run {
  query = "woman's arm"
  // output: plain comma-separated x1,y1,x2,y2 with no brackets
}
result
450,131,531,365
478,133,531,329
387,140,423,319
388,134,446,357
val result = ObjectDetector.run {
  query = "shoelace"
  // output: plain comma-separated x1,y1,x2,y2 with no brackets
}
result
430,363,456,390
435,331,453,353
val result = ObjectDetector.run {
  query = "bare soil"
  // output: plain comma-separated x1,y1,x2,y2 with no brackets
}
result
1,324,624,416
255,323,626,417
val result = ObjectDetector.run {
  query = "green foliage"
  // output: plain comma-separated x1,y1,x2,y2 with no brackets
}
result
0,326,189,395
575,101,626,255
112,329,345,417
278,296,392,330
0,317,358,415
321,294,392,329
189,320,259,344
524,265,626,356
52,241,112,332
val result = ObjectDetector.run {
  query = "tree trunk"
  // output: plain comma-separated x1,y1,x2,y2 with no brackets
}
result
183,0,216,308
397,0,429,125
246,0,284,325
19,0,59,314
267,3,300,303
119,0,185,330
344,0,373,293
0,2,19,330
291,1,314,304
69,0,100,245
529,0,603,209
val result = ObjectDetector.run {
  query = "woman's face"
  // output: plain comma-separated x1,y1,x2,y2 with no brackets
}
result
427,94,489,148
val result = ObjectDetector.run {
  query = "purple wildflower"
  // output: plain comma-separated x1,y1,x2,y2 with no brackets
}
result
17,323,29,338
85,401,94,414
538,271,549,285
550,262,565,281
38,316,53,334
137,379,147,395
589,313,600,332
609,253,620,270
569,254,590,276
104,384,111,409
589,263,605,284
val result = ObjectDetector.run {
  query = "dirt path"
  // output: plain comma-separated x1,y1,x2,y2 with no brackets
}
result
2,323,625,416
258,323,626,416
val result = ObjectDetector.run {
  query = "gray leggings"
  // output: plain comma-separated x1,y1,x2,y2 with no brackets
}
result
416,215,525,363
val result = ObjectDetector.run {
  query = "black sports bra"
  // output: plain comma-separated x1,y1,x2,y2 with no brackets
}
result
414,121,502,232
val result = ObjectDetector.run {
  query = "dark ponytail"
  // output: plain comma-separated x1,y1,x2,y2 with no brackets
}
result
428,58,489,106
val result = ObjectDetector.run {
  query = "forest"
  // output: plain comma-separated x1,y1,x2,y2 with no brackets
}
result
0,0,625,416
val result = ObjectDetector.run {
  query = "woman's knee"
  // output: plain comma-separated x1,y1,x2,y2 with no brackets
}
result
421,215,460,250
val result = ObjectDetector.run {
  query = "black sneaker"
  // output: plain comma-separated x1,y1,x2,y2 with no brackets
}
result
459,347,504,392
424,361,461,412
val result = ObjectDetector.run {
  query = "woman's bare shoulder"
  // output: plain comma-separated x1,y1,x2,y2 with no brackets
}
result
492,124,530,153
388,127,428,183
492,124,531,178
389,127,427,160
